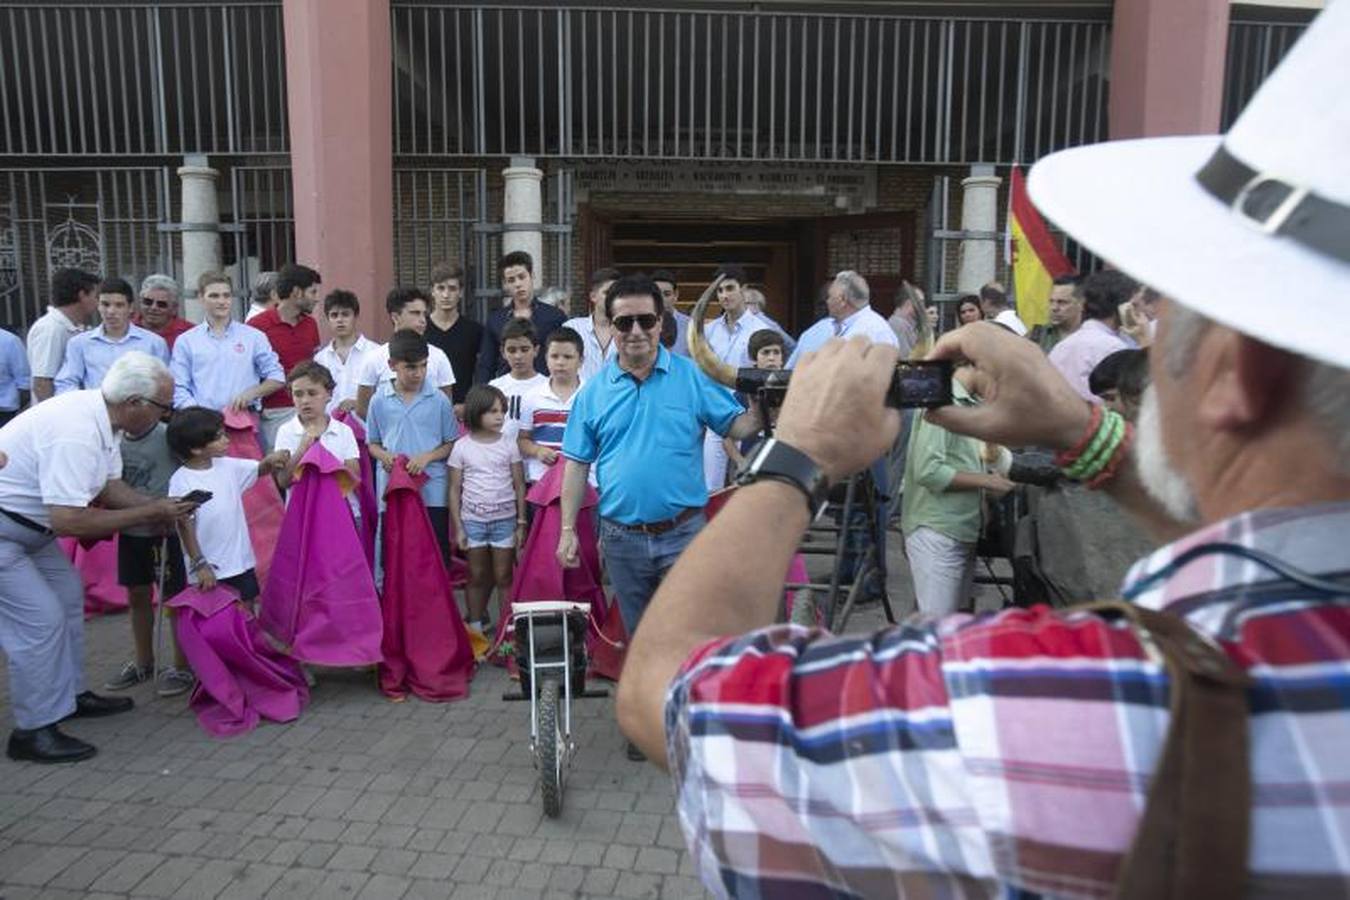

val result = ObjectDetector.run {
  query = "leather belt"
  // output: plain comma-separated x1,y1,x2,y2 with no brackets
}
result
0,507,54,537
1195,144,1350,265
609,506,700,536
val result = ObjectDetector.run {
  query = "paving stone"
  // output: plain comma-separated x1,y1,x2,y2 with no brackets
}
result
356,872,412,900
88,851,166,893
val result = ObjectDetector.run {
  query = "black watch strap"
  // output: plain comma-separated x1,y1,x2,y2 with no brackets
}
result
735,438,831,518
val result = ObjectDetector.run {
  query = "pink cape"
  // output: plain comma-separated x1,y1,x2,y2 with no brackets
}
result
379,457,475,701
222,409,285,585
61,536,128,616
332,409,379,570
168,585,309,738
259,442,384,666
491,460,622,680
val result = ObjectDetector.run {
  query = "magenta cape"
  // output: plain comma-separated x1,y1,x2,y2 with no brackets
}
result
379,457,475,701
168,584,309,738
259,442,383,666
222,409,285,585
61,536,128,616
332,408,378,569
705,487,816,623
491,460,623,680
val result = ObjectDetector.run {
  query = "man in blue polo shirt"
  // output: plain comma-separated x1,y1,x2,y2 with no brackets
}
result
557,274,760,760
55,277,170,393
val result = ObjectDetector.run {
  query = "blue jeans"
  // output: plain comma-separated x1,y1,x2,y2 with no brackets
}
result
600,512,706,635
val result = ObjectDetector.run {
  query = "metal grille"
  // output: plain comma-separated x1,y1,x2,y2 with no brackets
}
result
392,167,485,310
0,167,174,333
1221,19,1308,130
391,5,1110,165
228,165,295,310
0,3,288,157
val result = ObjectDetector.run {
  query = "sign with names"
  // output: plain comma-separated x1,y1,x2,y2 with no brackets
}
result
574,161,876,206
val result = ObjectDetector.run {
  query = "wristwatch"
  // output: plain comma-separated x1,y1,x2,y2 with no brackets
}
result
735,437,831,520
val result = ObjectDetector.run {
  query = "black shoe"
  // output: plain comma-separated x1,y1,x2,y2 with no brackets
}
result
7,725,97,764
626,740,646,762
66,691,135,720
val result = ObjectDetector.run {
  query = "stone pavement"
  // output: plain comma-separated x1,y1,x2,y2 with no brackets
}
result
0,530,1005,899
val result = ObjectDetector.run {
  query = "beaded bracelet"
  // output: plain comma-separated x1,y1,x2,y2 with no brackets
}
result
1058,407,1128,483
1086,422,1135,490
1054,403,1103,469
1065,411,1125,481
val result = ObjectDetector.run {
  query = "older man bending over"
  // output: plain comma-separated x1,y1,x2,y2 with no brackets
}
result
0,352,198,763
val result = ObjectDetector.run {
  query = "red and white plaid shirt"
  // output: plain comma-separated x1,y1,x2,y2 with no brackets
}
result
666,501,1350,898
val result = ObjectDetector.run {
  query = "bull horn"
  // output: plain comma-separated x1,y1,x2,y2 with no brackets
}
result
686,277,737,388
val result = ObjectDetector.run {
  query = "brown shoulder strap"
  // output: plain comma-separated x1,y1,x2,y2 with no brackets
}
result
1079,601,1255,900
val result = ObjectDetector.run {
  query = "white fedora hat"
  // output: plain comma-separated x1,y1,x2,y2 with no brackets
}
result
1028,2,1350,370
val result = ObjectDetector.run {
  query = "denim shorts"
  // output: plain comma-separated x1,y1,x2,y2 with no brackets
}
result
462,516,516,549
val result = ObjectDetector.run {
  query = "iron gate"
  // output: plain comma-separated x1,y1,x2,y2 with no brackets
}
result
0,167,175,334
393,166,575,322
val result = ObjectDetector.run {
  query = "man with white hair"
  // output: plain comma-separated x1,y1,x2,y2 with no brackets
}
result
786,269,899,367
0,352,200,763
135,274,194,351
616,5,1350,895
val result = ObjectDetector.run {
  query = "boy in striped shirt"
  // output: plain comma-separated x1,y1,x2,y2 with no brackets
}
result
517,327,585,488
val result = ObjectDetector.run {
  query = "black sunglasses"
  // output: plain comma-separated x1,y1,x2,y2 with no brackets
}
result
136,396,174,415
612,313,660,332
140,298,173,309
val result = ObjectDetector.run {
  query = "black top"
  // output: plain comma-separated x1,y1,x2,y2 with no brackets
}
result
473,298,568,383
425,314,484,404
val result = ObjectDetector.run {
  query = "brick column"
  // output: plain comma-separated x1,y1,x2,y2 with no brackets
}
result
1109,0,1230,139
283,0,394,341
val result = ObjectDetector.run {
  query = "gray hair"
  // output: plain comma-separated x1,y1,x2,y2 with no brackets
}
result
833,270,870,308
253,270,278,303
1164,304,1350,469
139,274,180,301
102,351,172,404
742,288,767,310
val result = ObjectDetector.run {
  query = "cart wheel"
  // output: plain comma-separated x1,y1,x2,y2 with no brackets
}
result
537,677,564,817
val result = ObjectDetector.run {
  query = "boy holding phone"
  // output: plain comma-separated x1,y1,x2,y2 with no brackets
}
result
166,407,290,611
104,421,196,697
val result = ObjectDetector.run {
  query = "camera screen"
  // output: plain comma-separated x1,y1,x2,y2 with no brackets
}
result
891,361,953,408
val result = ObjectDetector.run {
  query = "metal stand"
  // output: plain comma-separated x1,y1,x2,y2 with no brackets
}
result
151,535,170,691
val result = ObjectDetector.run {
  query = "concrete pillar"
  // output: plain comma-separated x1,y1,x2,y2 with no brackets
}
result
1109,0,1230,139
177,156,222,322
956,165,1002,295
502,157,544,284
283,0,394,341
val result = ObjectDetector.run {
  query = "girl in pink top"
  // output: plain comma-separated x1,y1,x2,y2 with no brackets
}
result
448,385,526,635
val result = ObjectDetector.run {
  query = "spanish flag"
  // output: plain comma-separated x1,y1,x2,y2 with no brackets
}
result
1005,166,1075,328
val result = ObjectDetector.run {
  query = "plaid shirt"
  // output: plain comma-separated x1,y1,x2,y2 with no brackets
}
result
666,501,1350,898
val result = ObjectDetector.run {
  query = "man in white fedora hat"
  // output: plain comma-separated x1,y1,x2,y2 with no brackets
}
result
613,4,1350,897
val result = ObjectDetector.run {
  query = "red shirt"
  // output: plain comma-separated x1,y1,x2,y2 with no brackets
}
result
248,308,320,409
135,315,195,352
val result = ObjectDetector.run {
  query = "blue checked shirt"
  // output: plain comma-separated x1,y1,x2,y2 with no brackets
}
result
667,501,1350,898
0,328,30,410
170,320,284,411
54,324,170,393
787,305,899,367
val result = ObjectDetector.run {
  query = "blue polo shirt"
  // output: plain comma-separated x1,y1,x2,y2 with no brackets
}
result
562,347,742,525
365,379,460,509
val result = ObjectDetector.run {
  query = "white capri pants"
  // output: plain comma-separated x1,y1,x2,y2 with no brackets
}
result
0,516,86,729
905,526,977,618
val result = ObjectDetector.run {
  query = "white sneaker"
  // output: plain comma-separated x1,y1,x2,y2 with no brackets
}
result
156,667,196,698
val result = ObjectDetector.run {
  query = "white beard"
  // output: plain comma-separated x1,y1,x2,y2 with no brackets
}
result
1135,385,1200,526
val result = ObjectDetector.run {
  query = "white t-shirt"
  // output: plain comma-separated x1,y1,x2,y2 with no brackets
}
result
448,432,521,523
993,309,1029,337
0,388,121,527
26,305,86,380
313,335,379,412
273,414,361,512
357,342,456,390
168,457,259,581
489,371,547,442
